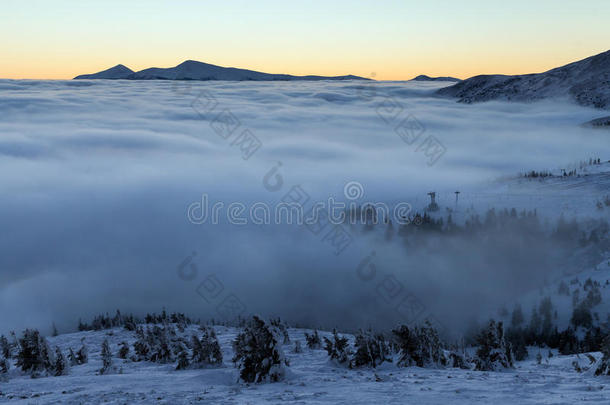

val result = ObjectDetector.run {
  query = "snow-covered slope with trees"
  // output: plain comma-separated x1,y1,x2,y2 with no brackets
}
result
73,60,368,81
437,49,610,109
1,313,609,404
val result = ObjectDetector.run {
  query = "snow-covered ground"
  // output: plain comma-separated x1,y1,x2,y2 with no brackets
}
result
1,325,609,404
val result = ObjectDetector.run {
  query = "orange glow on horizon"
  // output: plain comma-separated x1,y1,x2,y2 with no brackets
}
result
2,47,608,81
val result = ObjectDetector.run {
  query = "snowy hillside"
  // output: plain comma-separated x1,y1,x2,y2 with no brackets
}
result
73,60,368,81
437,49,610,109
1,321,609,404
583,115,610,128
502,257,610,331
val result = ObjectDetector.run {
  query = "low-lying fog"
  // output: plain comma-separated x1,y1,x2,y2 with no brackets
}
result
0,79,608,336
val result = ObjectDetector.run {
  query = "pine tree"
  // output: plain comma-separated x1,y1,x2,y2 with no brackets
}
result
68,348,78,366
190,328,222,367
204,329,223,365
132,328,150,362
417,321,445,367
123,315,137,332
474,320,514,371
54,347,68,376
191,334,204,364
293,340,303,354
571,302,593,329
527,308,541,344
0,357,9,382
149,327,173,364
175,343,190,370
539,297,554,342
0,335,10,359
323,329,351,366
446,351,469,369
76,342,88,365
506,328,528,361
585,286,602,308
0,356,8,373
558,328,580,355
232,316,288,383
392,322,445,368
351,329,391,368
392,325,419,367
304,330,322,349
510,304,524,328
118,341,130,359
15,329,46,375
595,335,610,376
99,339,113,375
40,337,54,374
558,281,570,296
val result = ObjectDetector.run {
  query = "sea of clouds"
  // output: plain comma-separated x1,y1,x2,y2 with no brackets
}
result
0,79,608,335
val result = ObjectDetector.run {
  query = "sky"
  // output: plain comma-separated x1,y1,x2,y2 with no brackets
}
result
1,0,609,80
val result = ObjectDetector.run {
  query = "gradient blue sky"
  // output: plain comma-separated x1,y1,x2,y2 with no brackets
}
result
2,0,609,79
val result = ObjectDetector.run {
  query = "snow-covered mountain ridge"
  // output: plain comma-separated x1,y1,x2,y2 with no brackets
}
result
437,49,610,109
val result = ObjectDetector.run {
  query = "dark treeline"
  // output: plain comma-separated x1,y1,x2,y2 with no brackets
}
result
347,206,608,279
348,205,608,247
519,157,604,179
77,309,193,332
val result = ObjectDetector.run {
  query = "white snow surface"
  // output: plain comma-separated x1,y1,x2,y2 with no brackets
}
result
1,325,609,404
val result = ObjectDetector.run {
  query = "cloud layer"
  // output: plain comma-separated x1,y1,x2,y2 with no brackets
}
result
0,79,608,335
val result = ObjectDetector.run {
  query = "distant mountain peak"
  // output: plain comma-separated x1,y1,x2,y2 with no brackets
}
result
73,64,133,80
74,60,368,82
411,74,460,82
176,60,207,67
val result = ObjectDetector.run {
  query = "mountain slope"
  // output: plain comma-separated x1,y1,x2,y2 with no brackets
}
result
582,116,610,128
73,64,134,80
437,49,610,109
74,60,368,81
